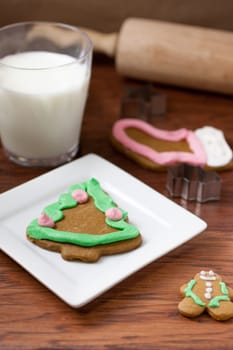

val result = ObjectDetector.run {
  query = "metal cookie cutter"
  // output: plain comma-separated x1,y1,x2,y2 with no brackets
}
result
120,84,167,120
166,164,221,203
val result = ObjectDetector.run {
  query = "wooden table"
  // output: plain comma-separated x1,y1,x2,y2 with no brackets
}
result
1,56,233,349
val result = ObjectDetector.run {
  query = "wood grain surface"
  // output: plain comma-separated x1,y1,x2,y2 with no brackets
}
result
1,55,233,350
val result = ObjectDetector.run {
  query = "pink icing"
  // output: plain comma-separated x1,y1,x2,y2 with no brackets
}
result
38,213,55,228
112,118,207,166
105,207,123,221
72,189,89,203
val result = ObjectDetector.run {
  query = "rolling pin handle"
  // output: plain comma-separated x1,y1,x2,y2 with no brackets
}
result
82,29,117,57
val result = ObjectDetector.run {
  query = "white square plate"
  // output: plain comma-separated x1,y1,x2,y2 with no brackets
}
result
0,154,207,307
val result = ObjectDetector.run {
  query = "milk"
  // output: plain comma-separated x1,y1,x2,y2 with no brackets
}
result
0,51,90,161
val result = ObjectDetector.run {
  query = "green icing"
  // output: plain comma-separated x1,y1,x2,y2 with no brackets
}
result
44,202,63,222
184,280,206,307
184,278,231,309
27,219,138,247
220,281,229,295
43,192,76,222
87,178,117,213
208,295,230,308
58,193,77,209
68,181,87,193
106,213,128,228
27,178,139,247
208,282,230,308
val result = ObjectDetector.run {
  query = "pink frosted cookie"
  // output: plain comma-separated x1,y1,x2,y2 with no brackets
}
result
111,119,233,171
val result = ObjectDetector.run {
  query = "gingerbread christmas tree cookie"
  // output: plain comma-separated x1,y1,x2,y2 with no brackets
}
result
27,178,142,262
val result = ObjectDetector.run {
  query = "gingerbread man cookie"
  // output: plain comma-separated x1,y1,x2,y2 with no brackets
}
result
178,270,233,321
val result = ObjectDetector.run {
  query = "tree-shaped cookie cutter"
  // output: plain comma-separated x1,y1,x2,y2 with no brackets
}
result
166,164,221,203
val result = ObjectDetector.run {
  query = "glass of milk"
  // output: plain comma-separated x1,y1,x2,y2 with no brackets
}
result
0,22,92,167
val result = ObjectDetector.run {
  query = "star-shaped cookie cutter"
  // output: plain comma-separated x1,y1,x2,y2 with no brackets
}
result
166,164,221,203
120,84,167,120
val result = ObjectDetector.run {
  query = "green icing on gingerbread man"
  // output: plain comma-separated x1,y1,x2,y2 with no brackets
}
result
178,270,233,321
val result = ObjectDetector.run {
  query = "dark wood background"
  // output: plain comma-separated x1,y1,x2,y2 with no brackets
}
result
1,0,233,32
1,56,233,349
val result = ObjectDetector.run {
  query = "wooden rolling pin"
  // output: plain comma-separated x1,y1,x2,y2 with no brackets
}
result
28,19,233,94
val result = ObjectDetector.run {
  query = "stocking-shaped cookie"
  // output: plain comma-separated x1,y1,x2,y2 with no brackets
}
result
111,119,233,171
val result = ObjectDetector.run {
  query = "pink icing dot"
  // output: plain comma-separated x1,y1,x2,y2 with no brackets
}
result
72,189,88,203
105,207,123,221
38,213,55,228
